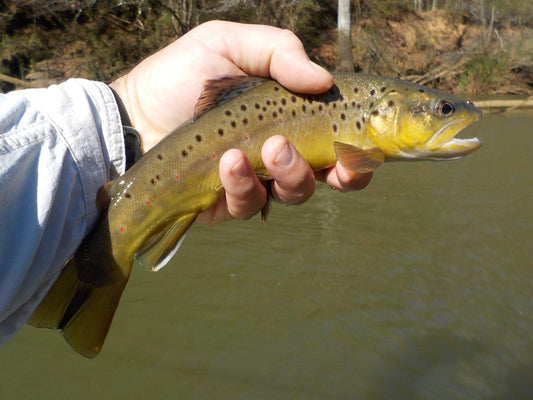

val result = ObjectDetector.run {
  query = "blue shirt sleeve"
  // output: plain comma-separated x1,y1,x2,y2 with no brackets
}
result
0,79,125,345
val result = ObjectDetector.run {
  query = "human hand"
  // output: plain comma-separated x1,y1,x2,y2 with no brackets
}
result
109,21,372,224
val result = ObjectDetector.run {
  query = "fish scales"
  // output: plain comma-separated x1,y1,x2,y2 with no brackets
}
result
110,76,377,247
28,73,482,357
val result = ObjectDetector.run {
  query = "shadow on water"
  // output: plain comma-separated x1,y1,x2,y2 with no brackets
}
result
366,330,533,400
495,365,533,400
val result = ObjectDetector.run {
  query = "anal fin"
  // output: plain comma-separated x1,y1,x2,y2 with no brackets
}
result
135,213,198,271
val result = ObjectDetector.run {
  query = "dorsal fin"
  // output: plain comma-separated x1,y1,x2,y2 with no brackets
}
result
194,75,266,119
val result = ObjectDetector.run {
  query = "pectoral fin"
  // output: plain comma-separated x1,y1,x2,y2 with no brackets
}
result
333,141,385,172
135,213,198,271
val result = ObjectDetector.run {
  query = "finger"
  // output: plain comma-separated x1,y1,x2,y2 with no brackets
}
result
261,136,316,205
221,150,267,219
197,149,267,225
315,162,373,192
191,21,334,94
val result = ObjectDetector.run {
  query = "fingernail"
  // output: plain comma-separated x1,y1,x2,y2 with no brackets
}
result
231,158,248,179
275,143,294,168
309,60,327,72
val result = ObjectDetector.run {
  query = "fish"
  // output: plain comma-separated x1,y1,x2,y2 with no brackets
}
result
27,73,482,357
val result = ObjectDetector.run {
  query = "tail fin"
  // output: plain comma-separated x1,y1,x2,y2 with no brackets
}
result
27,258,130,358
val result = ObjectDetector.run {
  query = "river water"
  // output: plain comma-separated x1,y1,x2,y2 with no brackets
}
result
1,111,532,399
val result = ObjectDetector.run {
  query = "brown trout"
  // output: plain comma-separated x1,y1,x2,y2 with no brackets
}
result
28,73,481,357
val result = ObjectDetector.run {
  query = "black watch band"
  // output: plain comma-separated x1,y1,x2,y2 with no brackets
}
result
109,86,143,170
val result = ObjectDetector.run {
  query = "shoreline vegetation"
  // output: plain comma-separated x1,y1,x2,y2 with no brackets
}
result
1,0,532,110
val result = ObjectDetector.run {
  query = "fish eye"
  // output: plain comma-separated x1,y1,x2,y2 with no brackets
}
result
436,100,455,117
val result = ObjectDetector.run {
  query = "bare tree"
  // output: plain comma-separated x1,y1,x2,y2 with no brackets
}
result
337,0,352,72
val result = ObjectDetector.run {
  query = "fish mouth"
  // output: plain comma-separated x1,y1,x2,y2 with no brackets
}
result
427,112,482,159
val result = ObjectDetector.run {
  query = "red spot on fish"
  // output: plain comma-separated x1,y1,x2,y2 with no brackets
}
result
120,226,125,232
175,174,180,180
145,200,150,205
211,153,217,159
278,119,284,123
302,115,306,119
244,135,249,141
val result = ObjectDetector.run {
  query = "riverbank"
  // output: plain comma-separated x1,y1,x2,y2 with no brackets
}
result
1,2,532,96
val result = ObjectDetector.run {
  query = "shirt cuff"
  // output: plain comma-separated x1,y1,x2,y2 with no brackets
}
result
27,78,126,227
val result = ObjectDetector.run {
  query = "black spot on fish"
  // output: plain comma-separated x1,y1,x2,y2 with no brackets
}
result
241,105,247,111
369,102,374,108
381,87,386,92
339,94,344,101
274,86,280,91
255,103,260,109
157,154,163,160
125,193,131,198
259,114,264,121
341,113,346,120
231,121,237,128
333,103,337,109
362,116,367,123
354,87,359,93
182,150,188,157
272,111,278,118
218,129,224,136
156,175,160,180
357,104,362,109
344,102,348,110
311,109,315,115
370,89,376,96
356,121,362,130
281,98,287,105
273,100,277,106
266,100,271,106
291,110,296,117
388,100,395,107
319,105,323,111
262,106,267,112
188,145,193,151
291,96,297,103
195,135,202,142
242,118,248,125
419,88,425,93
352,101,357,107
225,110,231,116
332,124,338,132
372,110,379,116
278,107,283,114
151,178,157,185
302,105,307,112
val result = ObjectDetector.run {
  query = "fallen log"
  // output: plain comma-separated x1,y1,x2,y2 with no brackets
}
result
474,98,533,110
0,73,41,88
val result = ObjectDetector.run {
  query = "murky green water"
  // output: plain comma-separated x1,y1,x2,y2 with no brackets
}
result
1,111,532,399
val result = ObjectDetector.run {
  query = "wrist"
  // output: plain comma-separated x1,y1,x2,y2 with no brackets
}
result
108,84,143,170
